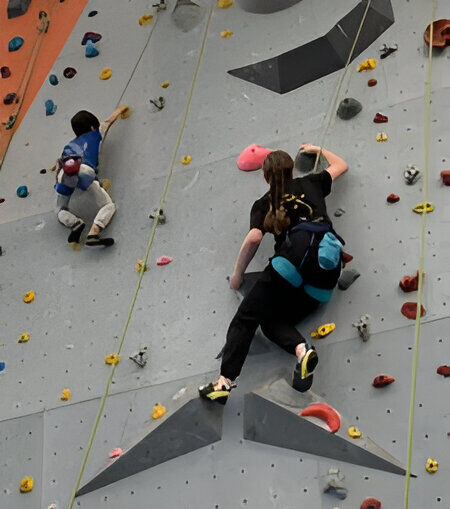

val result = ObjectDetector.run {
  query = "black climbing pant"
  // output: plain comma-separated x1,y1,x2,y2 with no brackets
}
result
220,265,320,381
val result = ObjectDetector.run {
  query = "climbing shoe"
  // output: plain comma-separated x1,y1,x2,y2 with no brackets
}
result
292,346,318,393
199,380,235,405
67,222,85,244
85,234,114,247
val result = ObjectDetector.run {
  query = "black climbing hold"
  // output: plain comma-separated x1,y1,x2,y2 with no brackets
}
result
0,198,5,204
7,0,31,19
1,67,11,79
40,169,47,174
337,98,362,120
3,93,18,105
63,67,77,79
88,10,98,17
295,150,329,173
81,32,102,46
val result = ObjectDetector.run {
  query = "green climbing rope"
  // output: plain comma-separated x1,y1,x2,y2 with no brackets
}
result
403,4,436,508
67,5,214,507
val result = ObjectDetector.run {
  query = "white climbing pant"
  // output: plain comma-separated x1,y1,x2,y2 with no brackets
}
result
57,181,116,230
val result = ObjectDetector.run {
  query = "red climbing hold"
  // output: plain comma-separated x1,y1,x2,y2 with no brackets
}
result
360,497,381,509
63,67,77,79
399,271,419,292
386,193,399,203
81,32,102,45
156,256,173,266
440,170,450,186
373,112,388,123
437,366,450,377
1,66,11,78
368,79,377,87
424,19,450,47
373,374,395,388
299,402,341,433
401,302,425,319
342,252,353,266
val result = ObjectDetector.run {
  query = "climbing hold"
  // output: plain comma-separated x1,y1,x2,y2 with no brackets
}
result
135,260,148,273
161,81,170,88
152,403,167,419
100,67,112,80
412,201,434,214
48,504,57,509
218,0,233,7
334,207,345,217
221,30,233,38
424,19,450,47
0,361,5,372
23,291,35,303
399,271,419,292
129,347,148,368
373,112,388,123
341,252,353,266
8,0,31,19
352,314,371,341
63,67,77,79
338,269,360,290
18,333,30,343
0,198,5,204
9,36,24,52
299,402,341,433
20,476,34,493
1,66,11,78
16,185,28,197
404,165,420,185
323,467,347,500
437,366,450,377
120,105,130,119
311,323,335,338
425,458,438,473
4,93,18,105
237,144,273,171
157,256,173,266
295,149,329,173
372,374,395,388
150,97,165,110
85,40,99,58
336,98,362,120
139,14,153,25
45,99,57,116
401,302,425,320
109,448,123,458
376,132,388,142
180,155,192,165
357,58,376,71
360,498,381,509
150,208,166,224
386,193,399,203
88,10,98,17
441,170,450,186
105,353,120,365
48,74,58,86
81,32,102,45
379,43,398,59
61,388,71,401
348,426,362,439
367,78,377,87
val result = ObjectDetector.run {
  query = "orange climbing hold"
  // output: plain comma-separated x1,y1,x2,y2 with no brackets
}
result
23,290,35,303
357,58,376,71
152,403,166,419
360,498,381,509
100,67,112,80
401,302,425,320
135,260,148,273
119,105,130,119
299,402,341,433
221,30,233,38
139,14,153,26
372,374,395,388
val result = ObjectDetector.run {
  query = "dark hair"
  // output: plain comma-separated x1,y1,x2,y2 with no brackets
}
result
71,110,100,137
262,150,293,235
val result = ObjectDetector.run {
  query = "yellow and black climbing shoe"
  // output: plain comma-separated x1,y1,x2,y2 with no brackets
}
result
292,346,318,393
198,382,234,405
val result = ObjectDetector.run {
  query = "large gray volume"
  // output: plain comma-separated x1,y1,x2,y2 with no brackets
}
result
7,0,31,18
237,0,301,14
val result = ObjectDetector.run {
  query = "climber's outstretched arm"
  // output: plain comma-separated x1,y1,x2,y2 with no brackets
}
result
229,228,264,290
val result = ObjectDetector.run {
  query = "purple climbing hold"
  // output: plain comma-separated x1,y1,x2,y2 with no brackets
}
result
1,66,11,79
9,36,24,52
63,67,77,79
88,10,98,17
3,93,18,105
81,32,102,46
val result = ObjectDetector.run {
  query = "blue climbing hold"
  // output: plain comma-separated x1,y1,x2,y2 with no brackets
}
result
85,40,99,58
16,185,28,198
49,74,59,86
0,361,5,373
45,99,57,116
8,36,24,52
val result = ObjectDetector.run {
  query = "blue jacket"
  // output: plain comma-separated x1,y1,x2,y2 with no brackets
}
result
61,129,102,170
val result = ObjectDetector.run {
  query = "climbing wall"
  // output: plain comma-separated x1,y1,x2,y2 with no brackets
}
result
0,0,449,508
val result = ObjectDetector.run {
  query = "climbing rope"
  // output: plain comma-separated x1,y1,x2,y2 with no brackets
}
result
403,3,436,508
313,0,372,172
67,4,214,507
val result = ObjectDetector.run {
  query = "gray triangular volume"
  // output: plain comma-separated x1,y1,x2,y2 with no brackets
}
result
77,398,223,497
7,0,31,19
228,57,281,93
244,393,406,475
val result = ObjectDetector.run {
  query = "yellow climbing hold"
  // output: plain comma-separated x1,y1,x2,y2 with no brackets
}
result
221,30,233,38
61,388,71,401
425,458,438,473
119,105,130,119
152,403,167,419
413,201,434,214
180,155,192,165
311,323,335,338
218,0,233,7
376,132,388,142
18,333,30,343
23,290,35,303
100,67,112,80
135,259,148,273
139,14,153,26
70,242,82,251
357,58,376,71
20,476,34,493
105,353,120,365
348,426,362,439
161,81,170,88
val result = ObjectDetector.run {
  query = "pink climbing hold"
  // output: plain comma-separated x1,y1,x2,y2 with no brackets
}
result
360,498,381,509
437,366,450,377
299,402,341,433
237,144,273,171
399,271,419,292
109,448,123,458
157,256,173,266
401,302,425,319
441,170,450,186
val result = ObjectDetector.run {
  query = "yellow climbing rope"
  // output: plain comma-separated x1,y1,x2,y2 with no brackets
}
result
403,4,436,508
67,4,214,507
